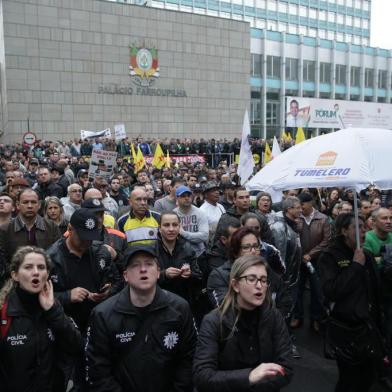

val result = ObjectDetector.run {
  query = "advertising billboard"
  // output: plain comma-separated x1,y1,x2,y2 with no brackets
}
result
286,97,392,129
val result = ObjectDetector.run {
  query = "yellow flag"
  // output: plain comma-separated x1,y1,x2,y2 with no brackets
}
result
264,142,272,164
135,146,146,172
287,132,292,142
165,150,171,168
130,143,137,162
295,127,306,144
152,143,166,169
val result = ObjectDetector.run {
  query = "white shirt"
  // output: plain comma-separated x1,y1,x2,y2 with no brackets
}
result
199,201,226,228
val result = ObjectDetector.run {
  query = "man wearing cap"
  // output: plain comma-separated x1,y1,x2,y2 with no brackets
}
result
48,208,121,333
219,180,236,211
154,177,185,213
61,183,83,221
81,198,128,272
173,185,209,257
24,158,39,185
85,244,196,392
199,181,226,233
6,177,30,200
118,187,161,247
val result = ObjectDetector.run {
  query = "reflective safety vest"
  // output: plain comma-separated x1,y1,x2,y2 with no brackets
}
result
118,210,160,246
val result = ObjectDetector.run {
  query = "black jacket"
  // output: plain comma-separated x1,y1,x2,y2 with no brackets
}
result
35,181,64,200
318,238,382,327
207,261,292,320
193,304,293,391
215,206,275,245
206,240,229,270
0,289,82,392
156,235,202,304
85,286,197,392
47,238,122,332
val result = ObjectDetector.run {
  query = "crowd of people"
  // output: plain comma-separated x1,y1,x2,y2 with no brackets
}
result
0,136,392,392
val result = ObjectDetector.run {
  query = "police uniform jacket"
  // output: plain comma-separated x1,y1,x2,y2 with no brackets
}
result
85,286,197,392
0,289,82,392
47,238,122,331
318,237,382,327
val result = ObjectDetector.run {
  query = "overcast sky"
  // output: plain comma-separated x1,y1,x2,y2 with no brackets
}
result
370,0,392,49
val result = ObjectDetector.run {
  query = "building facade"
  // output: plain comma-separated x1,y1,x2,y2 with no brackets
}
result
115,0,371,46
113,0,392,138
0,0,250,143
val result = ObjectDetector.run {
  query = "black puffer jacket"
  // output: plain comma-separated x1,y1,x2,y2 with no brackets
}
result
193,303,293,391
318,238,382,327
156,235,202,304
0,289,82,392
85,286,197,392
207,261,292,320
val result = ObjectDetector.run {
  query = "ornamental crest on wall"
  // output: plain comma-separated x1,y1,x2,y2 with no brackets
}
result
129,45,160,87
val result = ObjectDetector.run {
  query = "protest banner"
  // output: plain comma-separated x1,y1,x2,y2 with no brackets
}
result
114,124,126,141
81,128,111,140
88,149,118,180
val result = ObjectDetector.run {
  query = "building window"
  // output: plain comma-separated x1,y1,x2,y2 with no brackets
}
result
251,99,261,124
320,62,332,84
266,102,280,126
319,10,326,21
303,60,315,82
267,56,281,79
285,58,298,81
309,8,316,19
365,68,374,88
251,54,262,76
335,64,346,85
288,4,297,15
350,66,360,87
378,70,387,89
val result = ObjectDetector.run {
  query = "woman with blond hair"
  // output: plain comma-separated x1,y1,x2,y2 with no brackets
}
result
44,196,68,234
0,246,81,392
194,255,293,391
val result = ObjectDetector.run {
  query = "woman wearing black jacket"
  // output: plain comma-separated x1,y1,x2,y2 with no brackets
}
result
194,255,293,391
0,246,82,392
156,211,202,304
318,213,384,392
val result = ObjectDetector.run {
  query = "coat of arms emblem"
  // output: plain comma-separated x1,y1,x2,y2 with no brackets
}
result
129,46,160,87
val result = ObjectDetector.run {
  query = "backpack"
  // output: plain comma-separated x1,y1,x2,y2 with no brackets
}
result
0,301,12,339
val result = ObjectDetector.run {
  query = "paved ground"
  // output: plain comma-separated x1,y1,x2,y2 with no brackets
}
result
285,320,338,392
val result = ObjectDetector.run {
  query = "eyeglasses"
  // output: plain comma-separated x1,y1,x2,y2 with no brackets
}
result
239,274,269,286
70,189,82,193
240,243,260,251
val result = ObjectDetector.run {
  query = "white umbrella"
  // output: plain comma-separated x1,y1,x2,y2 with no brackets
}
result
246,127,392,246
247,128,392,192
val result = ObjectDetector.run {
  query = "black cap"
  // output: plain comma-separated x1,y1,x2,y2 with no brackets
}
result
77,169,88,178
203,181,219,193
29,158,39,165
220,181,237,189
298,192,313,203
191,184,202,192
70,208,101,241
124,245,157,267
81,198,107,212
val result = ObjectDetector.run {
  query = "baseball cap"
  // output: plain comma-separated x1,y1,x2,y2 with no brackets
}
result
70,208,101,241
29,158,39,165
81,198,107,212
11,178,30,187
124,245,157,267
203,181,219,193
175,185,192,197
